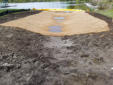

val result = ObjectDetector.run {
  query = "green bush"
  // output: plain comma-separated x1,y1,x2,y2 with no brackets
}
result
0,9,29,16
67,4,90,10
98,2,109,10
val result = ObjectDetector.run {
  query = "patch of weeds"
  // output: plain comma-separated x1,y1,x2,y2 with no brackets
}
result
67,4,90,11
95,9,113,18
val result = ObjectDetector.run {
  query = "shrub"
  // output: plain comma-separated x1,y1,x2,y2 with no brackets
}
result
98,2,108,10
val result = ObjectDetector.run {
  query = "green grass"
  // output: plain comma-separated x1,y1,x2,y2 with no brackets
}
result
67,4,90,10
0,9,29,17
0,9,21,13
95,9,113,18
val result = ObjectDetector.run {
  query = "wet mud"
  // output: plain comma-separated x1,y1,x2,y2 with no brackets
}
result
0,11,113,85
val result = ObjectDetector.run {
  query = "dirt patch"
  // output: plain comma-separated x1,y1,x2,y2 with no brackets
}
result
0,10,41,24
0,11,113,85
0,25,113,85
0,11,109,36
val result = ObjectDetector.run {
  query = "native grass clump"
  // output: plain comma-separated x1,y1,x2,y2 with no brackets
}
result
90,0,113,10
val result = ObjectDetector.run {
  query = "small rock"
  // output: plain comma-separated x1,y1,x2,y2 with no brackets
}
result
111,67,113,70
0,63,15,72
3,63,12,66
100,34,105,38
6,34,13,38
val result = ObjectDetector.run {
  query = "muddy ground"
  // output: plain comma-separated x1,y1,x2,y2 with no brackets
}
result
0,11,113,85
0,10,41,24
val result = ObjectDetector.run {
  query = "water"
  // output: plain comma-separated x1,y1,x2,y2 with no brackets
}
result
2,2,76,9
49,25,62,32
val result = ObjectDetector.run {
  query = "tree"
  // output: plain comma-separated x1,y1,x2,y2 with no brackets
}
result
76,0,79,4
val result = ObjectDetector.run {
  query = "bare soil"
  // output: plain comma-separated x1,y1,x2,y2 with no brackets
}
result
0,10,41,24
0,11,113,85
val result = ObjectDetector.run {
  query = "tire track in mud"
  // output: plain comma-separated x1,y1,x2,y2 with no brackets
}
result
44,37,73,60
0,27,113,85
42,36,113,85
0,11,113,85
42,37,83,85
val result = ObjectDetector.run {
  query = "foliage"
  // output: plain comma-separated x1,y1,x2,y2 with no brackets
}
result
95,9,113,18
90,0,113,9
0,9,29,17
67,4,90,10
98,1,111,9
0,9,20,12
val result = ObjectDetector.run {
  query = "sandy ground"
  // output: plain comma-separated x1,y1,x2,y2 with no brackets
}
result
0,11,109,36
